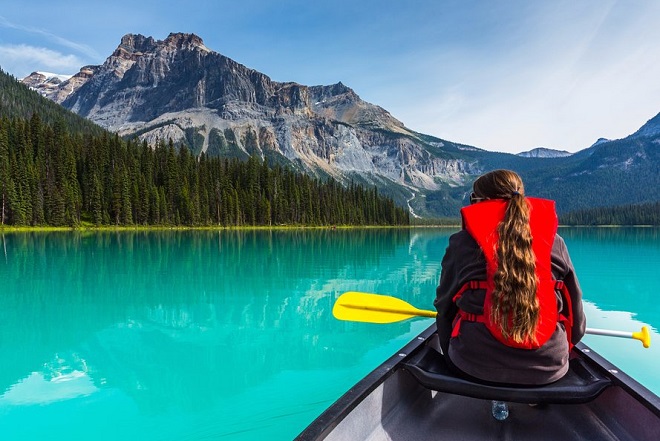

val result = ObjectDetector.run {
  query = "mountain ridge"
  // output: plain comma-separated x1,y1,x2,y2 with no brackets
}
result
517,147,572,158
18,32,660,216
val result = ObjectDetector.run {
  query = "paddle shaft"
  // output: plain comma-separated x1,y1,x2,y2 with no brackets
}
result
333,292,651,348
347,310,646,343
587,328,633,338
586,326,651,348
341,302,437,318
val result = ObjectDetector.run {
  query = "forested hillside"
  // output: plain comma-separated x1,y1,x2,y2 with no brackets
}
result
0,68,104,137
0,70,409,227
560,202,660,226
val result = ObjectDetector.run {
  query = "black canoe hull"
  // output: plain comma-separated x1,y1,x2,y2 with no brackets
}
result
297,324,660,441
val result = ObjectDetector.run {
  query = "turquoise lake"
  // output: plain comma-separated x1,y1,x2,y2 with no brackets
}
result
0,228,658,440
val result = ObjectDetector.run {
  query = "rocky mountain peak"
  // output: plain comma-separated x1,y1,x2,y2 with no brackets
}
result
113,34,157,59
17,31,475,214
164,32,207,50
22,71,70,88
589,138,611,148
325,82,353,95
310,82,357,102
517,147,572,158
119,34,155,50
21,70,88,101
15,31,659,217
112,33,208,61
630,111,660,139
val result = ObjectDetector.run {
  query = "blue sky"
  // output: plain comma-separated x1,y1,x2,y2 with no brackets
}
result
1,0,659,154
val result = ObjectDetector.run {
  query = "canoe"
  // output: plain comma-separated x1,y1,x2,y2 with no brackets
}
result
296,324,660,441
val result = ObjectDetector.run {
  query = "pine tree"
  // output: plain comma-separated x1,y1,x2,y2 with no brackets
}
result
0,107,411,227
0,119,10,225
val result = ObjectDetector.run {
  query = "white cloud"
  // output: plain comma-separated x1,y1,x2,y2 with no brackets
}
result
0,44,83,77
374,1,660,153
0,15,99,59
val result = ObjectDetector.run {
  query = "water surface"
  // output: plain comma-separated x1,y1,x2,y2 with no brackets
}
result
0,228,657,440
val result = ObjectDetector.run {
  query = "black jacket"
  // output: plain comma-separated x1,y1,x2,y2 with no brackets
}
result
433,230,586,385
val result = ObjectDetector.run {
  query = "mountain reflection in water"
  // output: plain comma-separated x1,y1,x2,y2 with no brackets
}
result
0,227,657,440
0,229,446,415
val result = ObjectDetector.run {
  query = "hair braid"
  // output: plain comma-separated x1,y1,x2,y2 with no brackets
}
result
473,170,539,343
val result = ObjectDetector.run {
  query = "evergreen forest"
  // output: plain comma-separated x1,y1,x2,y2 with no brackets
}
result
0,113,409,227
0,69,104,136
2,68,657,227
560,202,660,226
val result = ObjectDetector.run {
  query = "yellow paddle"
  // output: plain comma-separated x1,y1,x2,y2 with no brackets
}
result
332,291,437,323
333,291,651,348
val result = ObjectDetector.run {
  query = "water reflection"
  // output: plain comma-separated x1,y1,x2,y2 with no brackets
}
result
2,352,97,406
560,227,660,328
560,226,660,244
0,229,449,414
0,227,657,440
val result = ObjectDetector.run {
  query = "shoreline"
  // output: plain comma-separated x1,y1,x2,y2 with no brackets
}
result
1,224,658,233
0,224,419,233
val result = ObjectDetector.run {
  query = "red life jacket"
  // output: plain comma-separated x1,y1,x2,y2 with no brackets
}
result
451,197,573,350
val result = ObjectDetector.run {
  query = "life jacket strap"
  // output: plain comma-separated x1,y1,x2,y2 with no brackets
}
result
451,279,574,348
555,280,574,349
450,280,488,338
452,280,488,303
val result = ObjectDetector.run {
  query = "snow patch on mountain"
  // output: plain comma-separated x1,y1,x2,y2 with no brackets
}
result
21,71,72,98
36,72,73,82
517,147,572,158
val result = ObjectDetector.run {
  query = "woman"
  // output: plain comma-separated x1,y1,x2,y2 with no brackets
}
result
434,169,586,385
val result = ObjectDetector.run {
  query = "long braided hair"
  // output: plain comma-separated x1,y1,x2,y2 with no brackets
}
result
472,170,539,344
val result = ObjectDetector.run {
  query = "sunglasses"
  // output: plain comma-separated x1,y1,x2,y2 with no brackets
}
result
470,192,486,204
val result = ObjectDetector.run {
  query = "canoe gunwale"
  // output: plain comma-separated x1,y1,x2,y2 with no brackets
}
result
294,326,435,440
295,324,660,440
575,341,660,418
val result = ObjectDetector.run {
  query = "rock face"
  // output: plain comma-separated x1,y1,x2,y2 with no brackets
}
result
22,69,96,102
517,147,572,158
22,33,481,215
21,33,660,216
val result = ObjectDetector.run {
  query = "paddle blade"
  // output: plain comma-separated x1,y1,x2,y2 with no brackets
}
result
633,326,651,349
332,292,437,324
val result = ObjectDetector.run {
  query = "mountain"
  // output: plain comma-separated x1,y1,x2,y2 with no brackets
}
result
22,69,96,103
20,71,72,97
1,67,104,136
629,112,660,139
19,33,660,217
1,67,409,228
588,138,611,148
19,33,485,216
519,112,660,213
517,147,572,158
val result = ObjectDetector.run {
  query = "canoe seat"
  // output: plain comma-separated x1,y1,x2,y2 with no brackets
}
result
402,344,612,404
